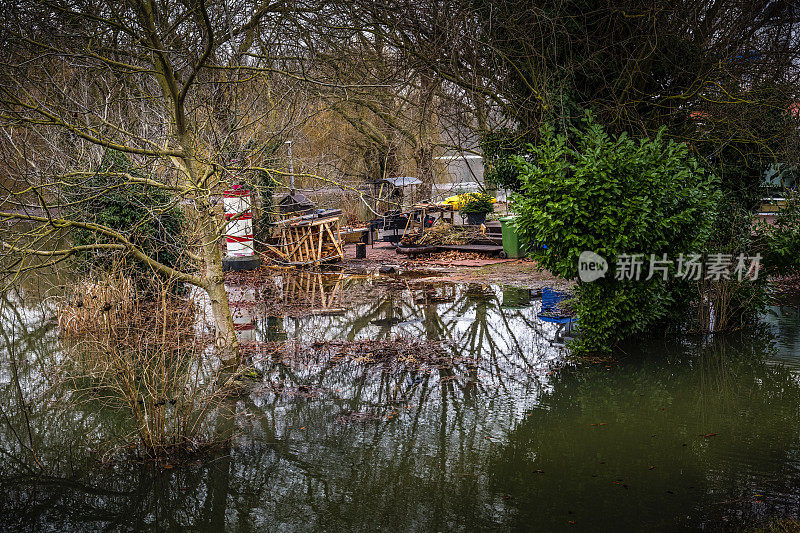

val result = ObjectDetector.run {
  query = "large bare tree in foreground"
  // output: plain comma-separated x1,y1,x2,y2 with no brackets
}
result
0,1,309,366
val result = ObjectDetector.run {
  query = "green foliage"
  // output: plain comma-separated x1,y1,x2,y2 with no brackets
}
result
68,150,185,278
459,192,495,215
692,191,770,331
512,115,720,353
756,191,800,276
480,129,526,191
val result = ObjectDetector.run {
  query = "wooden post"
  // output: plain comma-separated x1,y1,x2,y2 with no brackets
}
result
317,224,324,264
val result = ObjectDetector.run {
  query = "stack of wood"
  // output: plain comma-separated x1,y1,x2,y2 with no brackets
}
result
273,209,344,265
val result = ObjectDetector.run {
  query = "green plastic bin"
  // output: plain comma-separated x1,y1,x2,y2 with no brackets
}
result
499,216,526,258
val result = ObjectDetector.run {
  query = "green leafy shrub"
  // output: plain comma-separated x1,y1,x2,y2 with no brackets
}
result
755,191,800,276
691,191,769,332
67,150,185,281
512,114,720,353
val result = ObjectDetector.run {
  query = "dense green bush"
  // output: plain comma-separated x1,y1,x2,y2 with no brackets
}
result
512,115,720,353
756,192,800,276
68,150,185,279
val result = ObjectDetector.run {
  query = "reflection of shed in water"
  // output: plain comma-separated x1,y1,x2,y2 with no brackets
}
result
281,271,344,314
414,284,457,305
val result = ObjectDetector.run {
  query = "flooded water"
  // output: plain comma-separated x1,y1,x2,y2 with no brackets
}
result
2,274,800,531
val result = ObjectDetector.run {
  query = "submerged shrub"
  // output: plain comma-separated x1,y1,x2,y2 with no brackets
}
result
513,114,720,353
59,273,237,461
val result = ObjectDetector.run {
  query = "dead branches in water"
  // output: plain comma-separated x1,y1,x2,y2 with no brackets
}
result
245,336,463,370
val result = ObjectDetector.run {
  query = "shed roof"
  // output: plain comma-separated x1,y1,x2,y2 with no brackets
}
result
277,191,313,206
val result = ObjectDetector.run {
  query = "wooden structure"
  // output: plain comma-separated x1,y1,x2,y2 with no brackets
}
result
391,202,454,243
341,226,370,244
273,209,344,265
404,202,455,233
436,244,505,256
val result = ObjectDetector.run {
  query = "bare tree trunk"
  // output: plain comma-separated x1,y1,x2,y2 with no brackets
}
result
206,269,238,368
415,69,439,200
196,204,238,368
415,144,434,200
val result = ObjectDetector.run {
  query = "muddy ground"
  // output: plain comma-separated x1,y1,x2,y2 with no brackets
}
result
338,242,569,289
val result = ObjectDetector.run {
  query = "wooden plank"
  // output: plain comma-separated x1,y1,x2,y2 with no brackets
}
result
436,244,505,254
336,219,343,259
286,227,296,261
294,227,303,262
265,243,289,261
292,227,304,262
317,223,324,264
324,222,343,259
317,272,327,307
296,227,305,262
341,226,368,234
285,227,297,260
291,226,314,262
272,209,343,228
302,228,312,262
330,278,341,307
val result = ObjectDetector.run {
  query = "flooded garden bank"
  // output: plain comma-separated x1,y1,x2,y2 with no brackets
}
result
2,270,800,531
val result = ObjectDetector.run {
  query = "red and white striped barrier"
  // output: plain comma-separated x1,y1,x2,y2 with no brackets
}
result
224,189,254,257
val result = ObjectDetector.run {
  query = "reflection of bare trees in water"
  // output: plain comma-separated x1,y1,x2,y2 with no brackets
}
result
1,275,800,530
245,277,556,399
244,278,558,474
0,275,563,529
0,292,56,471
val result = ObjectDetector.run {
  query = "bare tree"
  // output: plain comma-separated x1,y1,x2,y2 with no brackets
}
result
0,0,311,366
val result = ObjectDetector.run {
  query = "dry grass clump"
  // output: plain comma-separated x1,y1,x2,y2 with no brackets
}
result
58,270,134,335
754,517,800,533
